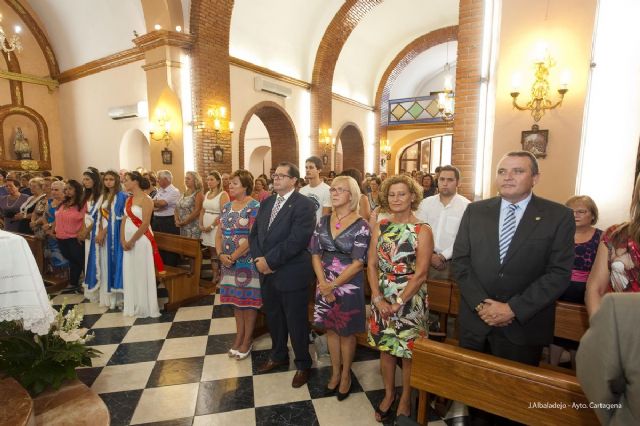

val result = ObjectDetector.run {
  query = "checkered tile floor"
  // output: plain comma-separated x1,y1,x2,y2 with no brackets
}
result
50,287,468,426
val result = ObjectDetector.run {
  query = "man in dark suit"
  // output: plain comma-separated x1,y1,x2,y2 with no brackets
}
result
249,162,316,388
453,151,575,366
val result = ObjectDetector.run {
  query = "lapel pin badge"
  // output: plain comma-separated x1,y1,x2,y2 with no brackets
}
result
535,217,541,221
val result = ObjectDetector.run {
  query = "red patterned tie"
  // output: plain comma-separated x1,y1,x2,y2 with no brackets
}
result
268,196,285,229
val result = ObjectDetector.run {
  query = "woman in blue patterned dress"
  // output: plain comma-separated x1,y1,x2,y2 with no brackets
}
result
216,169,261,360
310,175,371,400
367,174,433,422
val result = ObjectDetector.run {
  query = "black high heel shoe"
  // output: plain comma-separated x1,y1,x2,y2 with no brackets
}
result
374,393,397,423
336,379,352,401
324,383,338,396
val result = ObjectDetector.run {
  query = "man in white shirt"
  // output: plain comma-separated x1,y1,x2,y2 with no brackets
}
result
298,156,331,223
416,165,470,280
152,170,181,265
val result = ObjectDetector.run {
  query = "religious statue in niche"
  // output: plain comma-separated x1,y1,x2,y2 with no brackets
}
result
12,127,33,160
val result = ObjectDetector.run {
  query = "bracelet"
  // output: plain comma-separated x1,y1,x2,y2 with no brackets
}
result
372,295,383,304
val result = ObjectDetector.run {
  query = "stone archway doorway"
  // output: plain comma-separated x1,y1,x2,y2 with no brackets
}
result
239,101,298,171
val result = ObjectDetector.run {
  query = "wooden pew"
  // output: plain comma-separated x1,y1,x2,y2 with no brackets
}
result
154,232,206,311
17,233,68,294
411,338,599,426
554,301,589,342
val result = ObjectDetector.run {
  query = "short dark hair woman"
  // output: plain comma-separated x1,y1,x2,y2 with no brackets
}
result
216,169,261,359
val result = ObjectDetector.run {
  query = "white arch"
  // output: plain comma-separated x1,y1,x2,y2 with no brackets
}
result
119,129,150,171
248,145,272,178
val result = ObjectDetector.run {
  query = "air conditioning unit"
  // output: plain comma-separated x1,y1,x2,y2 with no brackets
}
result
254,76,292,98
108,101,148,120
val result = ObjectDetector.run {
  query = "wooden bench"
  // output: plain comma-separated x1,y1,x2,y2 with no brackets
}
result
154,232,206,311
554,301,589,342
411,338,599,425
17,233,68,294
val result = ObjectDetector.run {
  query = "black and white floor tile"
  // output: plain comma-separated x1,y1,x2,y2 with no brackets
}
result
51,288,469,426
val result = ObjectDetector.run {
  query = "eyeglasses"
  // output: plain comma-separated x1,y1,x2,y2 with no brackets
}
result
329,187,349,194
271,173,292,180
573,209,589,215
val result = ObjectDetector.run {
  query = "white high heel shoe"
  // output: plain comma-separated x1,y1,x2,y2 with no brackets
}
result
235,344,253,360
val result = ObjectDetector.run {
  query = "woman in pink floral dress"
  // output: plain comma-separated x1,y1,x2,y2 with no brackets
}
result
310,176,371,400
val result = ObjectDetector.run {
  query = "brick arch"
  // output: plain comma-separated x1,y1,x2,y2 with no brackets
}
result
373,26,458,172
336,122,364,173
238,101,298,169
310,0,383,155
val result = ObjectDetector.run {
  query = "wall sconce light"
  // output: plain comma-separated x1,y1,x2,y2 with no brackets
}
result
319,127,335,154
206,106,234,149
510,44,569,122
380,138,391,160
149,109,173,164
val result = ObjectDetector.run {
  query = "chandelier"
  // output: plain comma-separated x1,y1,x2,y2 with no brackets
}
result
436,41,454,122
0,14,22,59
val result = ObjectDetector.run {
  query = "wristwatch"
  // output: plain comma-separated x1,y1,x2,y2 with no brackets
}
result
475,302,485,312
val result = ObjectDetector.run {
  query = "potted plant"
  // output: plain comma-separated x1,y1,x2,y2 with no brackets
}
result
0,303,101,395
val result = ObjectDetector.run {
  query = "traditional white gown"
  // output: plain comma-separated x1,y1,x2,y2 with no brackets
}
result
122,205,160,318
201,191,223,247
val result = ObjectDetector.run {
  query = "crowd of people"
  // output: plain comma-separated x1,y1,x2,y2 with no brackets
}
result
1,150,639,423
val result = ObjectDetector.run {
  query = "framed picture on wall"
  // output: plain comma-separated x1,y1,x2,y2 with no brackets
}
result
213,146,224,163
161,148,173,165
521,124,549,158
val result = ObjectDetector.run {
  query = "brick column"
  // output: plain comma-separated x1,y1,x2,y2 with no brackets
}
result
190,0,234,175
451,0,484,199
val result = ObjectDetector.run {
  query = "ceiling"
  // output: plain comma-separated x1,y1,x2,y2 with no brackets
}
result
27,0,146,71
22,0,458,104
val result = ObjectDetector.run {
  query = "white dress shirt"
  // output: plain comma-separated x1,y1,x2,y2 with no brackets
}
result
416,193,470,260
153,184,181,217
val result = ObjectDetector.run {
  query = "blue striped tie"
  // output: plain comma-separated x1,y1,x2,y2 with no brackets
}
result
499,204,517,263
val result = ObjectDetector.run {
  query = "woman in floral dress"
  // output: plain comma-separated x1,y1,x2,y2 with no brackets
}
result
367,174,433,422
216,170,261,360
310,176,371,400
175,171,204,239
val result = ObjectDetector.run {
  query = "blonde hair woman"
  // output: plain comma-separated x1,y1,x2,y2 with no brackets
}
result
310,175,371,400
175,171,204,239
199,171,229,284
367,174,433,421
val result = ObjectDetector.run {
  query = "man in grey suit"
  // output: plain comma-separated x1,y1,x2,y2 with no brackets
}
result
453,151,575,366
577,293,640,425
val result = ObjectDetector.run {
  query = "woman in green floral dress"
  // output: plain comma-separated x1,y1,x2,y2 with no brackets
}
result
367,174,433,422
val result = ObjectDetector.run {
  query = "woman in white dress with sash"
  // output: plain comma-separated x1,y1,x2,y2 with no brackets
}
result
121,172,164,318
199,171,229,284
81,167,103,302
96,171,127,309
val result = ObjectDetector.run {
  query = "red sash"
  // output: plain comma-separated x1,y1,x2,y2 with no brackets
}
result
126,197,165,274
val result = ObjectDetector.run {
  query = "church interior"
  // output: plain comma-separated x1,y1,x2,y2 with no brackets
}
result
0,0,639,425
